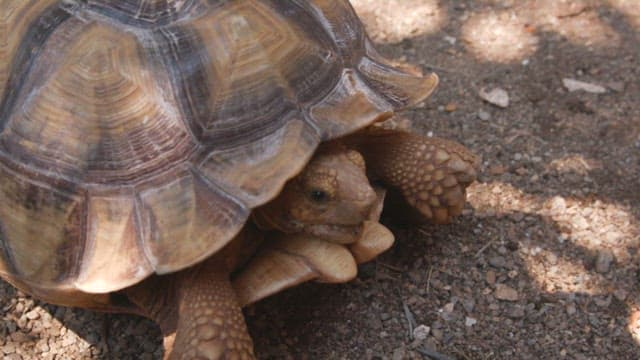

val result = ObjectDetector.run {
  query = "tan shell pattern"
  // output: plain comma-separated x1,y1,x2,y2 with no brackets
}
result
0,0,437,295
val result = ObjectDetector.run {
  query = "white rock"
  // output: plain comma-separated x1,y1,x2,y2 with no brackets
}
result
412,325,431,340
478,110,491,121
443,35,457,45
562,78,607,94
442,302,455,313
465,317,478,327
479,87,509,108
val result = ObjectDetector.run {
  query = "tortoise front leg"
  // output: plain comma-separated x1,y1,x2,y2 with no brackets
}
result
346,128,480,224
124,259,255,360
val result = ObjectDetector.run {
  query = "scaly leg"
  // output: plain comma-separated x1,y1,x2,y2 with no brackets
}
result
346,128,480,224
124,258,255,360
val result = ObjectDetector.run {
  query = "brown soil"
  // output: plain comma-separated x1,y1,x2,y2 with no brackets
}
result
1,1,639,359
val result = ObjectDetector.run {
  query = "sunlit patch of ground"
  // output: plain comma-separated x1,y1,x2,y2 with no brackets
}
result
468,181,639,292
629,310,640,344
469,178,640,346
528,0,621,48
608,0,640,29
462,11,539,63
350,0,446,43
461,1,620,63
520,247,607,295
548,155,602,176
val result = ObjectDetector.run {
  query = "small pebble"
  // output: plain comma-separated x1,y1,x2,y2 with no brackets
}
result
562,78,607,93
367,315,383,330
494,284,519,301
413,325,431,340
465,317,477,327
37,341,50,353
392,346,406,360
489,256,507,268
462,298,476,313
594,296,612,308
572,215,589,230
3,342,16,354
10,331,28,342
545,253,558,265
25,310,40,320
61,336,76,347
560,349,568,357
614,289,628,301
478,110,491,121
443,35,457,45
443,303,455,313
506,305,525,318
479,87,510,108
607,81,625,92
486,270,497,285
489,164,507,175
595,250,614,273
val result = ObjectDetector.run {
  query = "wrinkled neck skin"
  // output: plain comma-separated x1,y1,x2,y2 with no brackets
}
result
253,143,378,244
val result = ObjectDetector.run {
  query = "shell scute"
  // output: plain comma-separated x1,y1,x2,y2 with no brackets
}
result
302,0,365,62
137,168,249,274
0,161,84,285
76,192,151,293
84,0,204,28
0,0,71,129
309,69,392,139
198,116,319,207
357,49,439,108
157,1,342,144
2,21,194,185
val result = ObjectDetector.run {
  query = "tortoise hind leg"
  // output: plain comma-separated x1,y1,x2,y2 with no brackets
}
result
123,259,255,360
346,128,480,224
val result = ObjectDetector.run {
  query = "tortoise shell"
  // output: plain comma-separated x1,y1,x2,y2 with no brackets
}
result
0,0,437,299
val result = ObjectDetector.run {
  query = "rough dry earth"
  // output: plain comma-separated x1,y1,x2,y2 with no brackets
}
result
1,1,639,359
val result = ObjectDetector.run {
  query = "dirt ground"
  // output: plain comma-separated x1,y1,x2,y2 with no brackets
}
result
1,0,639,359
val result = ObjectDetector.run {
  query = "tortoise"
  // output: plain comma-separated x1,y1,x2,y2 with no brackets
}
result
127,145,396,358
0,0,479,358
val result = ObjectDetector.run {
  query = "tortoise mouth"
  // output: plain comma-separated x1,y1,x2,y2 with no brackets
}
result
303,223,364,244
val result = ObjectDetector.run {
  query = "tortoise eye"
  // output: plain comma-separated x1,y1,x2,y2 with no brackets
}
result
310,189,330,203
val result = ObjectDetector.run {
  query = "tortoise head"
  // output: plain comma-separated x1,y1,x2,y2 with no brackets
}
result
254,143,377,244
